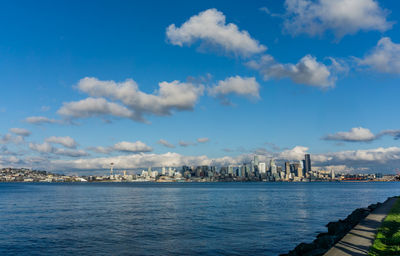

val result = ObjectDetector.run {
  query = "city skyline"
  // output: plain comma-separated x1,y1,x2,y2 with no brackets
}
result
4,153,398,182
1,0,400,174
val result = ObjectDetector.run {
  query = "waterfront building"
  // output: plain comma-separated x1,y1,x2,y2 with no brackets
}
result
151,171,158,178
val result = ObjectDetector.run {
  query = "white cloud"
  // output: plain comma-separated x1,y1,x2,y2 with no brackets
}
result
326,147,400,163
358,37,400,74
157,139,175,148
53,148,89,157
208,76,260,100
283,0,393,38
29,142,53,153
29,142,88,157
378,130,400,140
0,134,24,145
88,141,153,154
259,6,282,18
179,141,195,147
58,97,136,121
88,146,113,154
275,145,400,169
59,77,204,123
4,142,400,173
49,152,247,171
278,146,310,161
9,128,31,137
323,127,400,142
166,8,266,57
44,146,400,171
312,165,365,174
259,7,271,15
323,127,376,142
25,116,59,125
113,141,153,153
45,136,78,148
197,137,209,143
247,54,338,88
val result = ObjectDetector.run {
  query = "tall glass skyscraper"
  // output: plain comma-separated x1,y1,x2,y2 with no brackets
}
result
304,154,311,173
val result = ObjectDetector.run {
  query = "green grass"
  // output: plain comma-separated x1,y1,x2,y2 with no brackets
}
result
369,198,400,256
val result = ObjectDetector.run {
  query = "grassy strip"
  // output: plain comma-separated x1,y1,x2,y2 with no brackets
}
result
369,197,400,256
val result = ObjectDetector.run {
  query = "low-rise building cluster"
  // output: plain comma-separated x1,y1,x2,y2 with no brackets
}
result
0,168,86,182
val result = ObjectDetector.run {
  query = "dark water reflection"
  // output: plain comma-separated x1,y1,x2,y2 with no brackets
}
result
1,182,399,255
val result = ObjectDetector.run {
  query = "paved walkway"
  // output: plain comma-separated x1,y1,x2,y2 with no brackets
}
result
324,197,398,256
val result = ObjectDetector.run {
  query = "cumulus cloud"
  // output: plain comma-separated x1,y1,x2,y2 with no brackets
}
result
58,97,136,121
323,127,376,142
247,54,339,88
58,77,204,123
29,142,88,157
49,152,249,171
4,142,400,173
45,136,78,148
166,8,266,57
278,146,310,161
208,76,260,101
323,127,400,142
113,141,153,153
25,116,59,125
197,137,210,143
283,0,393,39
274,145,400,170
325,147,400,164
9,128,31,137
0,134,24,145
157,139,175,148
358,37,400,74
88,141,153,154
29,142,54,154
36,145,400,172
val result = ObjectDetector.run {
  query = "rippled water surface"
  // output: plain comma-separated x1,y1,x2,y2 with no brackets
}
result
1,182,400,255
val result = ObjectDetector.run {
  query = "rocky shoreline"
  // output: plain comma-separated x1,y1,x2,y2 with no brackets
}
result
280,198,393,256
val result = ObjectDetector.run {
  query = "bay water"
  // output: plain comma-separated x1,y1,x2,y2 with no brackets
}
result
1,182,400,255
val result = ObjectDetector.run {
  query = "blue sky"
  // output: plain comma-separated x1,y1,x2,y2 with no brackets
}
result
1,0,400,173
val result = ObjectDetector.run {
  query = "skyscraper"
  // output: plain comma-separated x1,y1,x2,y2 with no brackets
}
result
304,154,311,173
270,159,277,174
285,161,291,180
254,155,259,166
297,160,303,178
258,162,266,174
